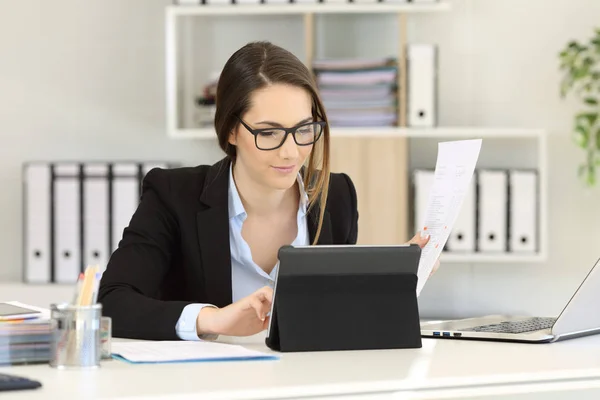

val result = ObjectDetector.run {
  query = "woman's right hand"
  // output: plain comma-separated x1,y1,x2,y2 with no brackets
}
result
195,286,273,337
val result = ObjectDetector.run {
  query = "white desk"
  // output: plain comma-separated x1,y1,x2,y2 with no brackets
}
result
2,333,600,400
0,283,73,309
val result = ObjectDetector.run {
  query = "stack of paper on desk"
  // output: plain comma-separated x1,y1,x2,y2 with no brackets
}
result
112,341,279,364
0,302,51,366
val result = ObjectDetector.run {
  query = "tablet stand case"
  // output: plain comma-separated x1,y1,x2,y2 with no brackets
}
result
266,244,423,352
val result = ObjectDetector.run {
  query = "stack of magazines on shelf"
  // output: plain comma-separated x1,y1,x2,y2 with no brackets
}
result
0,302,51,366
194,74,218,128
313,57,398,128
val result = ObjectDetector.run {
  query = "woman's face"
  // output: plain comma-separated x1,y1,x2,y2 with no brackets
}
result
229,83,315,192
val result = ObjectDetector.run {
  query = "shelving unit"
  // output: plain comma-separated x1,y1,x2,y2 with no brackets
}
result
165,2,452,136
164,2,548,264
168,126,545,140
167,3,451,16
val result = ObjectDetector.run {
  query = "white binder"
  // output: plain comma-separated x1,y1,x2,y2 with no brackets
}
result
53,164,81,283
24,163,51,283
508,170,538,253
447,173,476,252
477,170,508,252
83,164,110,274
111,163,140,252
413,169,435,233
407,44,436,127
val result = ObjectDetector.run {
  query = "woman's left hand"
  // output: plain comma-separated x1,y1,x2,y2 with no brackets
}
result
406,231,441,277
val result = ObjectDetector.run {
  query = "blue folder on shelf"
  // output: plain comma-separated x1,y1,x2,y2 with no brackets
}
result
111,341,279,364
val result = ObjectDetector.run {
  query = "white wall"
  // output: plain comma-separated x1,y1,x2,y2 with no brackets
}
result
1,0,600,320
0,0,223,282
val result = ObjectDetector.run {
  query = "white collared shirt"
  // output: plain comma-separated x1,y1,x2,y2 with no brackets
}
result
175,164,310,340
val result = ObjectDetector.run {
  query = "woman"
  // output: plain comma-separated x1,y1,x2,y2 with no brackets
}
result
98,41,436,341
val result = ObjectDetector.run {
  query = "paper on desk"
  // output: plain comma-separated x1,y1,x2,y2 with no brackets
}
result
111,341,279,364
416,139,482,296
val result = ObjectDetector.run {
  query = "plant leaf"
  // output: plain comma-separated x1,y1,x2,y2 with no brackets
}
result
584,97,599,105
574,65,590,80
576,112,598,127
584,56,595,66
588,173,596,187
586,165,596,187
574,124,590,147
560,84,569,97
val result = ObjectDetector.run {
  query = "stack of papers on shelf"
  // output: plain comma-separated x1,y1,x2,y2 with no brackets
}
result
112,341,279,364
0,302,51,366
313,57,398,127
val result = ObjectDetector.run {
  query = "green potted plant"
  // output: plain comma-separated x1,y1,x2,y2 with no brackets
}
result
559,28,600,186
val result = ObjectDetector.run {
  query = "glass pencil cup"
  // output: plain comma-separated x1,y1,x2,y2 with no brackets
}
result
49,303,102,369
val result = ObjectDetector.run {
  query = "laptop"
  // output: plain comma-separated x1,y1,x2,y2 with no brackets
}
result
421,256,600,343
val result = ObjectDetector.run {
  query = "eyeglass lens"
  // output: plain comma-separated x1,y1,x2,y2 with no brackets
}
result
256,123,323,150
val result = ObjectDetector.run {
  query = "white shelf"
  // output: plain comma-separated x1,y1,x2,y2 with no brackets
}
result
441,253,547,264
168,2,451,16
168,127,546,140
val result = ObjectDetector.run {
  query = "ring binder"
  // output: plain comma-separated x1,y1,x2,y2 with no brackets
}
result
23,161,178,283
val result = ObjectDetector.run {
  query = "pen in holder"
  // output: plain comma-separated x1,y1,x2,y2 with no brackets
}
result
50,264,108,369
50,303,102,369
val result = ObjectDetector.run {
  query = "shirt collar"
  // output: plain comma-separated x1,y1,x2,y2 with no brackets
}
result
228,163,309,220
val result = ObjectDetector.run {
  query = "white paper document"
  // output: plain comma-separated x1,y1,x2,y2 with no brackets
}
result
415,139,482,296
112,341,278,364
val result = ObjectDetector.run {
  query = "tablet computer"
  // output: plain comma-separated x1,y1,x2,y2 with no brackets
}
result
266,244,422,352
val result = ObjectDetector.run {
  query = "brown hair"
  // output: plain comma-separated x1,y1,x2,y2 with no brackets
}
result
214,41,330,245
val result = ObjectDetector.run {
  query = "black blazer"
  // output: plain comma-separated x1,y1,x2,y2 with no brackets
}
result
98,157,358,340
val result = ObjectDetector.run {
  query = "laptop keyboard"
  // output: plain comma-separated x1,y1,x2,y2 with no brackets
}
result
463,317,556,334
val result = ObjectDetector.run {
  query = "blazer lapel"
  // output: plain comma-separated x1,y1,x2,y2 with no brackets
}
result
197,158,233,307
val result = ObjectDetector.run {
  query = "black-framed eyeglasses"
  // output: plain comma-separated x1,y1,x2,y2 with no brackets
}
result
236,117,326,151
